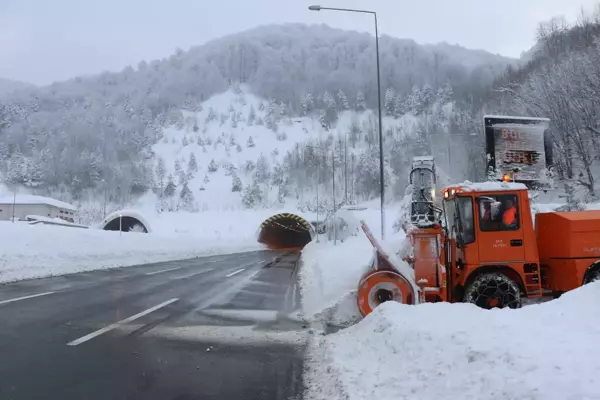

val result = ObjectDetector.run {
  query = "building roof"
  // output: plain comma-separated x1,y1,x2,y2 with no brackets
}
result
0,194,76,211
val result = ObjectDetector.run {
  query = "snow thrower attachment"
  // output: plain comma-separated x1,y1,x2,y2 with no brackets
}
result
357,221,417,317
409,156,442,228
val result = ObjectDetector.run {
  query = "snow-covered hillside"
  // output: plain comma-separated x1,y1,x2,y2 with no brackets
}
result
147,85,426,213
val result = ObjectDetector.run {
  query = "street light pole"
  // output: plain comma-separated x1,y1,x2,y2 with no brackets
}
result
12,186,17,223
309,4,385,239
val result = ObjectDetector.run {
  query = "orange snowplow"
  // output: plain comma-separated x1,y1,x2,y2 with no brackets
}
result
358,180,600,315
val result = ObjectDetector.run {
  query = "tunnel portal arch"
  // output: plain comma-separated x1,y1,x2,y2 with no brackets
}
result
101,210,151,233
258,213,315,251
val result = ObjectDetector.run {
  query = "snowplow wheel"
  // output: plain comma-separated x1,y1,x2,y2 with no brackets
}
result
463,272,521,310
357,270,416,317
583,262,600,284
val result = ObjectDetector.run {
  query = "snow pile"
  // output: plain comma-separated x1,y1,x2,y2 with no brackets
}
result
299,236,373,326
299,205,408,327
308,283,600,400
0,222,261,283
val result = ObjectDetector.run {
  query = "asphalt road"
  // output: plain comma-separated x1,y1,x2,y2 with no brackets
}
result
0,250,306,400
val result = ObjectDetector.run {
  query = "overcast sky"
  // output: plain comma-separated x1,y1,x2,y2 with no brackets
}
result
1,0,597,85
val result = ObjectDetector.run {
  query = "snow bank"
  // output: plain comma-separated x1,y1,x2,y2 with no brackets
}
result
299,236,373,326
308,282,600,400
0,222,261,283
298,210,409,327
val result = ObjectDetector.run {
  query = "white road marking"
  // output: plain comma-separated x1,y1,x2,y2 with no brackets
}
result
225,268,245,278
173,269,214,280
145,267,182,276
67,298,179,346
0,291,56,306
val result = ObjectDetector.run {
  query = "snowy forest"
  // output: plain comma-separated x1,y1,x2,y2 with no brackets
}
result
2,14,600,217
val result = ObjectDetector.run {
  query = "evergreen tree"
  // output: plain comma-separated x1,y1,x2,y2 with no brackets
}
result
301,93,314,116
322,91,338,127
179,181,196,211
356,91,366,112
265,99,278,131
255,154,270,183
407,86,423,115
182,136,189,146
279,101,287,117
440,82,454,103
188,152,198,173
174,159,182,174
393,95,406,118
203,174,210,184
164,174,177,197
246,136,256,148
420,83,435,109
178,169,187,185
236,144,243,153
384,87,396,115
247,105,256,126
155,157,167,196
241,181,263,209
337,89,349,112
208,159,218,173
231,174,243,192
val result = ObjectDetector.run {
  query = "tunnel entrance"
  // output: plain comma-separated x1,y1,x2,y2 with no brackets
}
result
258,213,314,251
103,216,148,233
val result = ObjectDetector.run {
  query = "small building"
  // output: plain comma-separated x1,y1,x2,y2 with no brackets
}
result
0,194,77,222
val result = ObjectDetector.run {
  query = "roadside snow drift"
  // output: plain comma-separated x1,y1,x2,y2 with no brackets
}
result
299,236,374,325
0,222,261,283
307,282,600,400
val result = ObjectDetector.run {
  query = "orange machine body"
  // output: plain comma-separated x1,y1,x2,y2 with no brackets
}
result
536,211,600,292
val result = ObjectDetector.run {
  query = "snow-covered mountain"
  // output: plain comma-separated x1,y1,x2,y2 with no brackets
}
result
10,18,600,219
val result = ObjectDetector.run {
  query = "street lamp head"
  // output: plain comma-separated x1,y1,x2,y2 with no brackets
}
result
308,5,321,11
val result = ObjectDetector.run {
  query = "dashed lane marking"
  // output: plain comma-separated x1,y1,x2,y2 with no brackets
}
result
145,267,182,276
66,298,179,346
0,291,56,306
173,269,215,280
225,268,246,278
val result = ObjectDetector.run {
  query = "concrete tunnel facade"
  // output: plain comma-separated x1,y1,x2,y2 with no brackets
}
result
101,210,151,233
257,213,315,251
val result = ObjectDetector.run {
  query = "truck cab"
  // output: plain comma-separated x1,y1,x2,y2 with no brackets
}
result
440,181,541,308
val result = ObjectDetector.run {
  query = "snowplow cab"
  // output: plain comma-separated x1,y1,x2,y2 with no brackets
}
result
441,181,541,307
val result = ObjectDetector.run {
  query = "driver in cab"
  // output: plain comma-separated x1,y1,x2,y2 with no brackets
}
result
502,198,518,228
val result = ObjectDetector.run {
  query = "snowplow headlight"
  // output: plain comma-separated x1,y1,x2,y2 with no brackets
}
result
430,188,436,199
502,174,511,182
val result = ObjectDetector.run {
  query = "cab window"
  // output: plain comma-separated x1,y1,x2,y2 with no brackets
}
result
457,197,475,244
477,194,520,231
